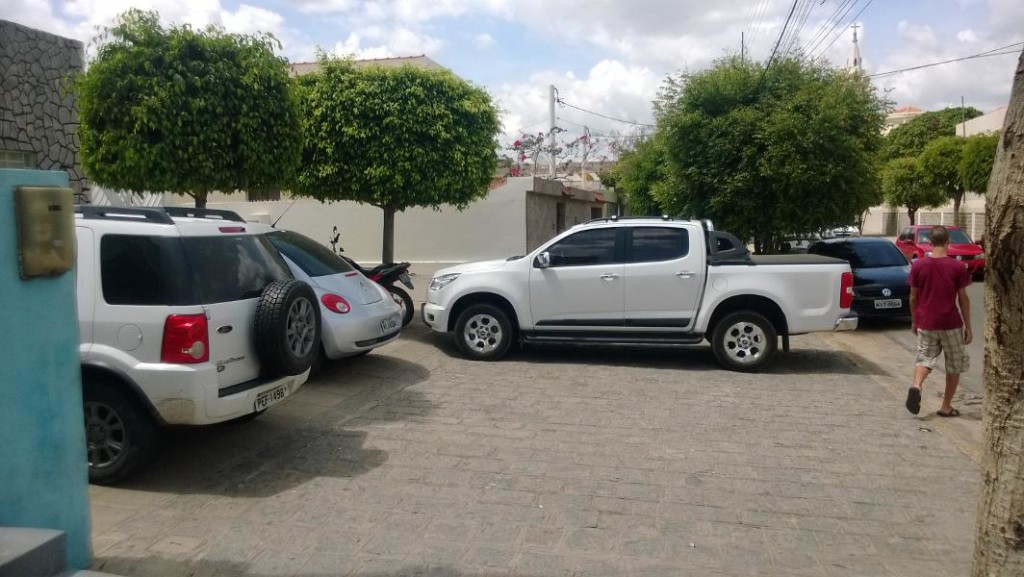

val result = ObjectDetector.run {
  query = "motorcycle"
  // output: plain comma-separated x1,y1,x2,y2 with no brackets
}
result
330,227,415,326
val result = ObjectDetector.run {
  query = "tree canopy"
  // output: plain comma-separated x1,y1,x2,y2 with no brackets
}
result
652,56,887,252
77,9,301,208
294,56,501,263
881,157,946,224
959,132,1000,193
606,137,664,216
882,106,982,159
919,135,968,224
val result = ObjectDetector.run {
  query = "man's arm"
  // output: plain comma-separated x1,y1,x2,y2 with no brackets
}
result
910,286,919,334
958,287,973,344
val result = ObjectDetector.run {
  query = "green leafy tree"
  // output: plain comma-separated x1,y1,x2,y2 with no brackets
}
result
607,137,664,215
295,57,501,264
654,56,888,253
959,132,1000,193
881,157,946,225
883,106,982,159
919,136,968,225
77,9,300,208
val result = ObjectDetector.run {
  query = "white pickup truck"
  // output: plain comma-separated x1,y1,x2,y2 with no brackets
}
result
422,217,857,372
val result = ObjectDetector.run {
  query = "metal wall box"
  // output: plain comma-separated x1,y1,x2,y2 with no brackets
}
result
14,186,75,279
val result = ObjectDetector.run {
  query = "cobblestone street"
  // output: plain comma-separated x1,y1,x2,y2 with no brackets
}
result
89,325,980,577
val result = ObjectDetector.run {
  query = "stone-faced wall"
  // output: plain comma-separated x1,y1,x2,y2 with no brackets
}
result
0,20,85,196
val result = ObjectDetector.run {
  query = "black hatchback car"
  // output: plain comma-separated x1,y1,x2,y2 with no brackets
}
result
808,237,911,318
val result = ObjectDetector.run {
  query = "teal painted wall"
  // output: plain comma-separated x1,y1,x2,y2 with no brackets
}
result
0,169,91,569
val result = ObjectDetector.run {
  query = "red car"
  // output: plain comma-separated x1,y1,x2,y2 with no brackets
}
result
896,225,985,277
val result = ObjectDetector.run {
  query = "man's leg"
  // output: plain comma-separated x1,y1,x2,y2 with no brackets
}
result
938,328,969,415
907,330,939,415
940,373,960,414
913,365,931,390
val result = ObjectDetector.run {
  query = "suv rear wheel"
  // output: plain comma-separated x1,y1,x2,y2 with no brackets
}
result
83,379,161,485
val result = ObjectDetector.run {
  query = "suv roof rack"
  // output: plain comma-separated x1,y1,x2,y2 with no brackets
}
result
163,207,245,222
75,205,175,224
585,215,676,225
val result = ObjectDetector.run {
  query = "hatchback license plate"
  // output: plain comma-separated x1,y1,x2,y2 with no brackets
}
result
254,384,289,412
381,317,400,334
875,298,902,309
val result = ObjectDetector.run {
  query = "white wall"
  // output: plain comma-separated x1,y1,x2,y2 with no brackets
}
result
199,177,533,288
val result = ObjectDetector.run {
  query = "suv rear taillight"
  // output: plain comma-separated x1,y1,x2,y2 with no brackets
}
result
161,314,209,364
840,272,854,309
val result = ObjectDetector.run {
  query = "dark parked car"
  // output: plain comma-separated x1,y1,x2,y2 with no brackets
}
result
808,237,910,318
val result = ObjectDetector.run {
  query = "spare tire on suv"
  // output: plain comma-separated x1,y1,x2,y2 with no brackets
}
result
254,279,322,376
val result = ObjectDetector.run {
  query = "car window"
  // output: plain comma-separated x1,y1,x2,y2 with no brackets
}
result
630,227,689,263
546,228,618,267
268,230,355,277
101,235,179,305
915,228,973,244
182,235,292,303
900,228,913,241
814,242,907,268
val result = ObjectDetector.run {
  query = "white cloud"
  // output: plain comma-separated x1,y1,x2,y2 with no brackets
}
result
219,4,284,36
474,33,495,49
957,29,979,43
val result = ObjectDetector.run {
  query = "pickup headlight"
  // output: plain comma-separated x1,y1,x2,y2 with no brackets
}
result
429,273,461,291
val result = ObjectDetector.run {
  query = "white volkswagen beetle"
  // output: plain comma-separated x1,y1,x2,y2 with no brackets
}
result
266,229,402,370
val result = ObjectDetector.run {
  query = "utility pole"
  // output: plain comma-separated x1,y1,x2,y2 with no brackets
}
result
549,85,557,178
741,32,745,64
962,95,967,137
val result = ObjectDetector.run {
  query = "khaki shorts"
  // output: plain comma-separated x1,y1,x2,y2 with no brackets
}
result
916,328,970,374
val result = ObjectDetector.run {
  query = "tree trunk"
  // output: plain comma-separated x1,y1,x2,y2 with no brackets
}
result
908,207,917,225
381,206,396,265
194,191,208,209
953,191,963,228
973,48,1024,577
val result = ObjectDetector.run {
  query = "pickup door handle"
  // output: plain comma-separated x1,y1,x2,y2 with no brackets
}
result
600,273,620,281
676,271,696,278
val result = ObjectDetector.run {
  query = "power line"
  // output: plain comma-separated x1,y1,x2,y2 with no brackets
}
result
780,0,817,60
816,0,875,57
746,0,773,51
869,42,1024,78
555,98,656,128
758,0,802,90
805,0,856,52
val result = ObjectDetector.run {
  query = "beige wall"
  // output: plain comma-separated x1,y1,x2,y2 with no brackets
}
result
197,178,534,297
525,192,603,252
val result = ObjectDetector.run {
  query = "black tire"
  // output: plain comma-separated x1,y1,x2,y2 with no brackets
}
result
231,409,266,424
255,280,321,376
309,344,327,377
83,379,161,485
710,311,777,372
389,285,414,327
453,304,514,361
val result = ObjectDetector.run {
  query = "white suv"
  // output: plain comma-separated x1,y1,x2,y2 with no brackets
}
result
75,206,321,484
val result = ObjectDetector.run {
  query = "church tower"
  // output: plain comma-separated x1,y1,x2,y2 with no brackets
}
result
847,24,863,74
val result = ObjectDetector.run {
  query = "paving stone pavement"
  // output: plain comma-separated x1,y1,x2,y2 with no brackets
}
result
89,324,980,577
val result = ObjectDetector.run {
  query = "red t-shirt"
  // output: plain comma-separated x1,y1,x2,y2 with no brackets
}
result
908,256,971,330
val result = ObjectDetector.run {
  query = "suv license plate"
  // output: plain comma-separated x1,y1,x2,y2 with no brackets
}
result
381,317,400,334
254,384,289,412
874,298,902,309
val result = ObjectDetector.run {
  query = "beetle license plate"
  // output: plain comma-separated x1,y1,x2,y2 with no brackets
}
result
874,299,902,309
254,384,289,412
380,316,400,334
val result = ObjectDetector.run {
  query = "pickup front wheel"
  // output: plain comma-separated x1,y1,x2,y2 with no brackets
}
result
454,304,513,361
711,311,777,372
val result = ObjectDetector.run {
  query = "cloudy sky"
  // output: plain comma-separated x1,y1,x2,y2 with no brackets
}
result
5,0,1023,150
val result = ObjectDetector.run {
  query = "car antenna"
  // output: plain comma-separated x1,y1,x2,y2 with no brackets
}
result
271,200,297,228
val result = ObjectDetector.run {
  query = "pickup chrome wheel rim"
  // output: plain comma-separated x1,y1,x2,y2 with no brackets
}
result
286,298,316,357
723,321,766,365
85,401,126,469
462,313,503,354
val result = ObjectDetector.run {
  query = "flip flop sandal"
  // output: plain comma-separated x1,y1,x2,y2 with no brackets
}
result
937,408,960,417
905,387,921,415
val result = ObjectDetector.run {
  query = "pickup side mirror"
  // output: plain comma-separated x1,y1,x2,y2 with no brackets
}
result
534,252,551,269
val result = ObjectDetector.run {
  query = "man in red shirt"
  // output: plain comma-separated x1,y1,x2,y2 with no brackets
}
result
905,226,973,417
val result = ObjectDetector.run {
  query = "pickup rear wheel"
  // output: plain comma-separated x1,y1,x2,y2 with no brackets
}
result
454,304,513,361
711,311,777,372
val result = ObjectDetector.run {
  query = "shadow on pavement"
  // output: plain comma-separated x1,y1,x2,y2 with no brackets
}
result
107,355,433,499
94,554,559,577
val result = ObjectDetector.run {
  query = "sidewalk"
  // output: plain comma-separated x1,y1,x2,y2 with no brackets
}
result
88,327,980,577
